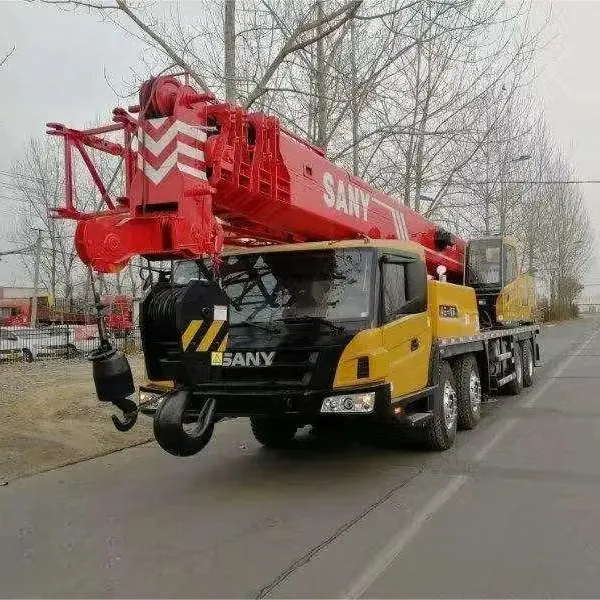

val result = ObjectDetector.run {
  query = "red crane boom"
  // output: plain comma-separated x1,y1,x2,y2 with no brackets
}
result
47,75,465,279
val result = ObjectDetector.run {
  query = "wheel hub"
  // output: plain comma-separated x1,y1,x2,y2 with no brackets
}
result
443,381,457,431
469,372,482,414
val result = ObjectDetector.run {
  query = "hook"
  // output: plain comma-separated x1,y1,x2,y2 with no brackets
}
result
110,397,139,432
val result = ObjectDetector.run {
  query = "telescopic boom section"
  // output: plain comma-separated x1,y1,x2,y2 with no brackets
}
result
47,75,465,278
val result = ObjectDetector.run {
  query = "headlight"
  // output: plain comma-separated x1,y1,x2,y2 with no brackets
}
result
320,391,375,414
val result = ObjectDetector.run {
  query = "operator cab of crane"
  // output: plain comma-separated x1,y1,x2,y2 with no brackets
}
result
465,235,535,328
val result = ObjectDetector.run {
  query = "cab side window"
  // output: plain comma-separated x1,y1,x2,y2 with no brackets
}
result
504,245,517,284
382,263,406,322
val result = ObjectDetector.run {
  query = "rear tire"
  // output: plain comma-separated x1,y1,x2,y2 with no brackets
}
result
250,416,298,448
420,360,457,451
504,342,523,395
521,340,534,388
454,354,482,431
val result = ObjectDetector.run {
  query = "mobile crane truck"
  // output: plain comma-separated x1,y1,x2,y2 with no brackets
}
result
47,74,539,455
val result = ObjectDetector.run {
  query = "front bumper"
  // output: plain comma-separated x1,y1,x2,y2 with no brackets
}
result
140,383,391,418
138,383,437,427
197,384,393,419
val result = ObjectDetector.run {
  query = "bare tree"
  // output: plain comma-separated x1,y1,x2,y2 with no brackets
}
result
8,129,129,302
34,0,590,322
9,137,78,300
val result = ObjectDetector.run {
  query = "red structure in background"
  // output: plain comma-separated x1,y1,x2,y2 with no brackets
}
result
102,295,134,336
0,294,134,335
47,74,466,283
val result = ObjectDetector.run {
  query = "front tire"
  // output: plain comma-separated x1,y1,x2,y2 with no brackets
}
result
420,360,458,451
454,354,482,431
250,416,298,448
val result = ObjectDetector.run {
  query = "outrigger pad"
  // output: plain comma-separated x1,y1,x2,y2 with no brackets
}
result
175,280,230,386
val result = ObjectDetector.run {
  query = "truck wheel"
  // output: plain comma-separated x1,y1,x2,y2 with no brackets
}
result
421,360,458,451
454,354,482,430
521,340,534,388
504,343,523,395
250,416,298,449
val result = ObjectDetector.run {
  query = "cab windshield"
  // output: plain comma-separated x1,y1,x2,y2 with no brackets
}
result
173,248,374,326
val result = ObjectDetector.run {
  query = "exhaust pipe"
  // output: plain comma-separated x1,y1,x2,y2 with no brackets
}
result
153,390,216,456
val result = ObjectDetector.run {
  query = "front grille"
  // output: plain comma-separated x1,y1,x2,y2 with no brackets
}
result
144,321,351,391
212,349,318,388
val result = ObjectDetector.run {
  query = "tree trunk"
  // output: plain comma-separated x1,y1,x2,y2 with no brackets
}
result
224,0,236,103
403,32,423,209
315,0,327,150
412,88,431,214
350,18,359,176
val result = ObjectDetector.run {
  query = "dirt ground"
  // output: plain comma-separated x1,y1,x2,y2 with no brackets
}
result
0,355,154,482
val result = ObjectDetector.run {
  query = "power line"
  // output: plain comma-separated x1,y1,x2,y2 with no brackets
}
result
456,179,600,186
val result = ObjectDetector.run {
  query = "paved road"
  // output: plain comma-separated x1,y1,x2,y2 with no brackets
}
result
2,317,600,598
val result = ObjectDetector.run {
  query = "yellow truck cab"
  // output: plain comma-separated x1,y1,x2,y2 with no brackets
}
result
135,238,539,455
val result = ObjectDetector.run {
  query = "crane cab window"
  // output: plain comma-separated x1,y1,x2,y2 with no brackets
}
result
466,238,519,289
466,240,501,287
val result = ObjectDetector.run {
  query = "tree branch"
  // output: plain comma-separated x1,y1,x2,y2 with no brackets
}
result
244,0,362,108
34,0,116,9
0,45,15,69
114,0,210,92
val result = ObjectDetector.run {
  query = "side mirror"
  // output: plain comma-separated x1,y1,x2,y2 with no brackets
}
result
403,261,428,315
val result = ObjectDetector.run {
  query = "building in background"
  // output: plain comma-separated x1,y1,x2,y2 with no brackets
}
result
0,286,49,324
0,286,135,332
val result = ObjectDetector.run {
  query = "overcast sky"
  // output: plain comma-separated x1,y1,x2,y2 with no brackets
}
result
1,0,599,295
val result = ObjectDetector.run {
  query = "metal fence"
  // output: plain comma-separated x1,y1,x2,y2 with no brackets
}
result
0,324,141,364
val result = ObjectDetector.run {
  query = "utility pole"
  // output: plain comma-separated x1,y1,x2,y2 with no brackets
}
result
30,229,42,327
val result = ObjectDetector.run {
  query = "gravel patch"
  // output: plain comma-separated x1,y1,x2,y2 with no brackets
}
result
0,355,153,482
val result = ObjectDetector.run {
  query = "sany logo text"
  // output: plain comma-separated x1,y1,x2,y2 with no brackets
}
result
220,351,275,367
323,172,369,221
